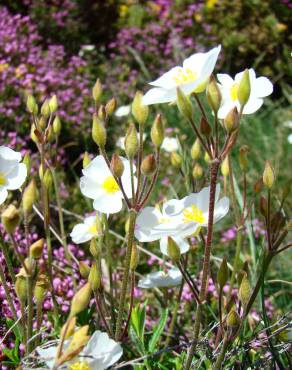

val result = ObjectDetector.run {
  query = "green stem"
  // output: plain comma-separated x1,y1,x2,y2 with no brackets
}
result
0,241,16,283
26,272,34,354
102,214,113,298
212,335,229,370
115,210,137,340
0,262,18,321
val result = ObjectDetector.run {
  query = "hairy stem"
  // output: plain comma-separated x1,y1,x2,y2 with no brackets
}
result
212,335,229,370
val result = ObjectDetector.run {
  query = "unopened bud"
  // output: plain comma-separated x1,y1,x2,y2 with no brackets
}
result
239,145,249,172
41,99,50,118
141,154,156,176
22,180,37,214
27,94,38,115
34,274,49,304
24,257,36,276
227,308,241,328
60,317,76,340
191,139,201,160
83,152,91,168
151,114,164,148
221,156,229,177
92,79,102,103
30,238,44,259
238,69,251,107
89,238,100,259
125,124,138,159
206,76,222,114
39,116,46,130
98,105,106,121
23,152,31,175
254,178,263,194
92,114,107,148
200,117,212,137
259,196,268,217
31,124,39,143
46,125,54,142
224,107,239,133
105,97,117,116
176,87,193,121
79,261,90,279
204,151,211,164
53,115,61,135
132,91,149,126
217,257,228,288
43,169,53,190
15,276,27,304
1,205,20,234
49,94,58,114
171,152,182,168
70,282,92,317
238,273,251,306
167,237,181,262
110,154,124,178
192,163,203,179
130,242,139,270
88,263,101,291
263,161,275,189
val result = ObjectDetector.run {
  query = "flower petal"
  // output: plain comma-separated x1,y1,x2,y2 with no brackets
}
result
5,163,27,190
93,192,123,214
253,77,273,98
149,66,182,88
213,196,230,224
242,97,263,114
0,187,8,205
70,223,92,244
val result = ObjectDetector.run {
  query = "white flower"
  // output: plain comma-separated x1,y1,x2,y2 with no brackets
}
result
80,155,136,214
135,203,189,256
288,134,292,144
283,120,292,129
114,105,131,118
36,330,123,370
0,146,27,205
217,68,273,119
70,215,101,244
166,185,230,238
161,137,179,152
142,45,221,105
116,133,146,150
138,268,182,289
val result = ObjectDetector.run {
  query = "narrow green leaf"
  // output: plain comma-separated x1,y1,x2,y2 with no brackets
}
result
148,309,169,353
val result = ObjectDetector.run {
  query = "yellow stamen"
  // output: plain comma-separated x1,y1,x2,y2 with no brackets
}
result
230,83,238,101
0,172,6,186
173,67,198,85
183,205,205,224
69,361,91,370
88,224,98,234
102,176,119,194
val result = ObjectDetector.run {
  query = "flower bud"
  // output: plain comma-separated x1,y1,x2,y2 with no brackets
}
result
88,263,101,291
60,317,76,340
92,79,102,103
49,94,58,114
167,237,181,262
89,238,100,259
200,117,211,137
98,105,106,121
70,282,92,317
253,178,263,194
221,156,229,177
191,139,201,160
53,115,61,135
29,238,44,259
151,114,164,148
43,169,53,190
217,257,228,288
204,151,211,164
92,114,107,149
227,308,241,328
239,145,249,173
238,273,251,306
39,116,46,130
27,94,38,115
110,154,124,178
224,107,239,133
170,152,182,168
132,91,149,126
105,97,117,116
31,124,39,144
176,87,193,121
83,152,91,168
263,161,275,189
24,257,36,276
22,180,37,214
79,261,90,279
141,154,156,176
125,124,138,159
46,125,54,142
41,99,50,118
206,75,222,114
23,152,31,175
192,163,203,179
15,275,27,305
34,274,49,304
1,205,20,234
130,242,139,270
238,69,251,107
259,195,268,217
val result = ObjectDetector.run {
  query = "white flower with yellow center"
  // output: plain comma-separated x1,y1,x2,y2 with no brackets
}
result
142,45,221,105
169,185,229,238
36,330,123,370
80,155,136,214
217,68,273,119
138,268,182,289
135,203,189,256
70,215,101,244
161,137,179,153
0,146,27,205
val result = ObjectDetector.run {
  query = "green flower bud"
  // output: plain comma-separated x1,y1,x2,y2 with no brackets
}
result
221,156,229,177
110,154,124,178
259,195,268,217
39,116,46,130
105,97,117,116
227,308,241,328
130,242,139,270
34,274,49,304
88,263,101,291
41,99,50,118
43,169,53,190
92,79,102,103
49,94,58,114
141,154,156,176
31,124,39,144
98,105,106,121
23,152,31,175
151,114,164,148
200,117,212,137
132,91,149,126
239,145,249,173
191,139,201,160
238,69,251,107
217,257,228,288
89,238,101,259
167,237,181,262
253,178,263,194
15,275,27,305
263,161,275,189
79,261,91,279
206,75,222,114
192,163,203,179
238,274,251,306
204,151,211,164
92,114,107,148
83,152,91,168
27,94,38,115
29,238,44,259
70,282,92,317
224,107,239,133
1,205,20,234
170,152,182,168
176,87,193,121
125,124,138,159
53,115,61,135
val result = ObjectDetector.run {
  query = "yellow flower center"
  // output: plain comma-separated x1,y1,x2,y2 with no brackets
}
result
173,67,198,85
69,361,91,370
102,176,119,194
183,205,205,224
230,83,238,101
88,224,98,234
0,172,6,186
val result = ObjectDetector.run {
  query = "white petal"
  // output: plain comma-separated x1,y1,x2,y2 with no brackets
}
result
253,77,273,98
149,66,182,88
142,87,177,105
115,105,131,117
242,97,263,114
135,207,162,242
70,223,92,244
160,235,189,256
80,176,104,199
200,45,221,78
36,344,58,369
217,101,236,119
217,73,234,87
84,215,97,226
93,193,123,214
0,146,22,162
5,163,27,190
213,197,230,223
163,198,184,216
0,187,8,205
82,155,109,179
